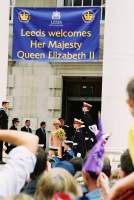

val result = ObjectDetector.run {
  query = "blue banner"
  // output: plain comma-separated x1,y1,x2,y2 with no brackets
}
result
12,7,100,62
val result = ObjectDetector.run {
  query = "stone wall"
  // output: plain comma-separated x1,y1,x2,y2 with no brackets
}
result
8,0,103,131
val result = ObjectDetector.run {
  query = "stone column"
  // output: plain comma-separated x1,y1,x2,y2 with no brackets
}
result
57,0,64,6
102,0,134,151
0,0,9,104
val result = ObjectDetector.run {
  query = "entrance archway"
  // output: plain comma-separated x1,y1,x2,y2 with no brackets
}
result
62,76,102,126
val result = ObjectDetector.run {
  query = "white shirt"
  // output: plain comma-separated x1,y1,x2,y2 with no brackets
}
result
0,146,36,198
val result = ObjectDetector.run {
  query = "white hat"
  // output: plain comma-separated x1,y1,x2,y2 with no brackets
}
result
83,102,92,108
74,118,84,125
49,146,58,151
73,143,78,146
64,140,73,145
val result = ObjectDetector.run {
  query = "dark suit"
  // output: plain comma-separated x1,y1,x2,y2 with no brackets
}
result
10,125,17,131
35,128,46,150
6,125,18,153
72,128,86,158
0,108,8,161
62,125,72,140
81,111,96,151
21,126,32,133
81,111,93,128
0,108,8,129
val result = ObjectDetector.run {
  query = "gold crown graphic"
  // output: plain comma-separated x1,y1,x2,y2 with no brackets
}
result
19,11,30,22
82,11,94,22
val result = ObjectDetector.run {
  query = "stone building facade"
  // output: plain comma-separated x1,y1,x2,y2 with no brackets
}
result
8,0,104,131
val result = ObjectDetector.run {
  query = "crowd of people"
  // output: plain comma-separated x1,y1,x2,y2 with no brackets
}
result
0,78,134,199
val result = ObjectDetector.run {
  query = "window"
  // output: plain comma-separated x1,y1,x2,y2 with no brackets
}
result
64,0,106,21
64,0,73,6
74,0,82,6
83,0,92,6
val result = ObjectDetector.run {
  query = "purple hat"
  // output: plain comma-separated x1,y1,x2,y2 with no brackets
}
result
83,139,106,174
89,112,104,142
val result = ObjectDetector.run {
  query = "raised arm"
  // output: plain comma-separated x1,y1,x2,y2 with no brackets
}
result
108,172,134,200
0,130,38,154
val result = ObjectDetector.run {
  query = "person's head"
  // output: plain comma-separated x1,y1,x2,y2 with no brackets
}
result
127,78,134,116
35,168,81,200
40,121,46,129
53,119,61,129
70,157,83,173
30,147,47,179
102,156,111,178
54,161,75,176
25,120,31,127
49,146,58,157
2,100,10,110
64,141,73,151
119,149,134,178
82,106,89,113
73,118,83,129
12,118,20,128
82,102,92,113
58,117,65,127
82,170,99,191
5,194,33,200
73,123,80,129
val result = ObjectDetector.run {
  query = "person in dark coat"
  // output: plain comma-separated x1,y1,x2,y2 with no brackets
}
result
10,118,20,131
58,117,72,140
81,102,96,151
35,121,46,150
21,120,32,133
72,118,86,158
0,100,9,164
6,118,20,153
81,102,93,127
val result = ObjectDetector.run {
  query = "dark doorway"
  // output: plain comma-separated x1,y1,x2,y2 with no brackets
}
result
62,77,102,126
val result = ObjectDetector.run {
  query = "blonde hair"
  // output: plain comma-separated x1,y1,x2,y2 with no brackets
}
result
35,168,82,200
53,119,61,125
4,194,33,200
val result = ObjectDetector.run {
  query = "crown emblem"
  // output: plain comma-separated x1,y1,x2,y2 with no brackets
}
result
18,10,30,22
52,11,61,20
82,10,95,23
